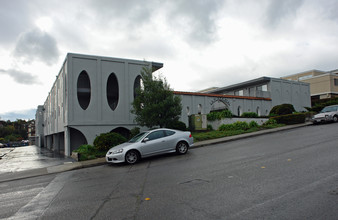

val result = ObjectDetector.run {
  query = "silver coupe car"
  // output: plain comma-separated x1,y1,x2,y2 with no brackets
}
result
312,104,338,124
106,128,194,164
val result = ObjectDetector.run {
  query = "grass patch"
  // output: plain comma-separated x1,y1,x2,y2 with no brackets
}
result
192,123,284,142
73,144,106,161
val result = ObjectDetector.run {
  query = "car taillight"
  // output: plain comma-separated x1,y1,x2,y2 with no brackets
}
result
189,134,192,138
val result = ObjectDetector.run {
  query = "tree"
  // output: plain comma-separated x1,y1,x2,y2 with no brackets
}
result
131,67,182,128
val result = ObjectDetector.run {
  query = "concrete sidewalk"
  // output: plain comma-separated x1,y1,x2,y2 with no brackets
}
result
0,123,311,183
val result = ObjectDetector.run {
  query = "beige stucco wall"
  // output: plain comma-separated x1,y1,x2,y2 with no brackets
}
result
281,70,325,81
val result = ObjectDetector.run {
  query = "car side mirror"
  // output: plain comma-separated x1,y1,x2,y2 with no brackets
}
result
142,137,149,143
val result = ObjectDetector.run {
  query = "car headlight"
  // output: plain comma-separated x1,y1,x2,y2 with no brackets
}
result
112,149,123,154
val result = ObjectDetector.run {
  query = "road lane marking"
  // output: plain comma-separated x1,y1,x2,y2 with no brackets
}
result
8,171,73,220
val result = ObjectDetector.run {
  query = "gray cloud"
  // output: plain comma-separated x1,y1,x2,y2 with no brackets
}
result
88,0,154,28
265,0,304,28
88,0,225,46
0,69,40,85
0,0,33,44
13,28,60,65
166,0,225,46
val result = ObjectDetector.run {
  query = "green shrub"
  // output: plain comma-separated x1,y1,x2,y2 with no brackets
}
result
219,121,249,131
249,121,259,128
306,97,338,113
207,109,233,121
262,119,277,126
207,124,214,131
233,121,249,130
167,120,187,131
241,112,259,118
219,123,235,131
94,132,127,152
271,113,306,125
130,127,140,138
74,144,96,154
269,104,295,116
73,144,106,161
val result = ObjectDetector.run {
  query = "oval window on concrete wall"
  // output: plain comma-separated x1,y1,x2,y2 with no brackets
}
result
77,70,91,110
133,75,143,98
107,73,119,111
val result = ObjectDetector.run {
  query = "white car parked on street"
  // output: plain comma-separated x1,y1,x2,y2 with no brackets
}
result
312,105,338,124
106,128,194,164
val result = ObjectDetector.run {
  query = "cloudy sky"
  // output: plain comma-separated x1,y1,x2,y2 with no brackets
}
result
1,0,338,121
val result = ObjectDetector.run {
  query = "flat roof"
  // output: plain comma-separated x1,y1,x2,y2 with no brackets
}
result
174,91,272,101
281,69,326,78
67,53,163,72
206,77,272,93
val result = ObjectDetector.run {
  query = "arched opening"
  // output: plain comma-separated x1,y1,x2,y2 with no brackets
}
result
77,70,91,110
107,73,119,111
133,75,143,98
198,104,202,114
111,127,131,139
256,106,261,116
186,106,190,116
69,127,88,152
237,106,242,116
211,100,228,112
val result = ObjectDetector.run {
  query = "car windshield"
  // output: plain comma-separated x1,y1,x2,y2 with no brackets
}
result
128,132,148,143
320,106,336,113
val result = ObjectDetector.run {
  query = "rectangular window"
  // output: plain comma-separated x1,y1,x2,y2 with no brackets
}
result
257,84,268,91
334,78,338,86
238,90,243,96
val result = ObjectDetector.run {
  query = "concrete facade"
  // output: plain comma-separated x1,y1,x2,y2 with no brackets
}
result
174,91,272,126
37,53,163,155
281,69,338,101
37,53,311,156
205,77,311,113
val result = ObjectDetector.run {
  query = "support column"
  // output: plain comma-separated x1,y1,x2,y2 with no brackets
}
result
64,127,71,156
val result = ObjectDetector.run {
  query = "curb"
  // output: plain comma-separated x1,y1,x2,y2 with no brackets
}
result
192,122,311,148
0,123,311,183
0,158,106,183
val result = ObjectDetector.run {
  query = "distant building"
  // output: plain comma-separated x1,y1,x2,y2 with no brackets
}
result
204,77,310,114
36,53,311,156
27,120,35,145
35,105,44,147
281,69,338,102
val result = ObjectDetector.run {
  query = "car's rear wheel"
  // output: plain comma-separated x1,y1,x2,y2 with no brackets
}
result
125,150,139,164
176,142,189,154
333,116,338,122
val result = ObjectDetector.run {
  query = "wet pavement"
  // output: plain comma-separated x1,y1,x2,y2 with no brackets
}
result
0,145,75,174
0,123,312,183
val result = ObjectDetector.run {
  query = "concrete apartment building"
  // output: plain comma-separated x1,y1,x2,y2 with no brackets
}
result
36,53,163,155
36,53,311,156
281,69,338,102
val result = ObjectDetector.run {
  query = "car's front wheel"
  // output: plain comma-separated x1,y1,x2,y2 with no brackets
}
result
176,142,189,154
125,150,139,164
333,116,338,122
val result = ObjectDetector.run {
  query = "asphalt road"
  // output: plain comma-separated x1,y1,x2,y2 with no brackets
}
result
1,123,338,220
